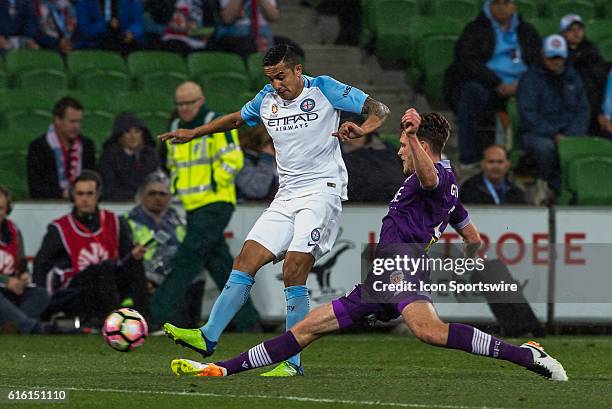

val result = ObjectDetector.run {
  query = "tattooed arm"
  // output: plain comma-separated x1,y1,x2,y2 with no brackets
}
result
333,96,390,141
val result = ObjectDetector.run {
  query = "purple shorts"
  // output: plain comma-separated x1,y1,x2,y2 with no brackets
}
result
331,284,432,330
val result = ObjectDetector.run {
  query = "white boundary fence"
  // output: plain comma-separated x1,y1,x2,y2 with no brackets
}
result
10,203,612,323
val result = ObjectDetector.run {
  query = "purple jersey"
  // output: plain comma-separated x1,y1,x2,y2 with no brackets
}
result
379,160,470,247
331,161,471,330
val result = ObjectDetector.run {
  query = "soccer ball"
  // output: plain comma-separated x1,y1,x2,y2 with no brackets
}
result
103,308,148,352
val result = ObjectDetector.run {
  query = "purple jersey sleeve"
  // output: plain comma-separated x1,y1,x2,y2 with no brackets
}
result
420,162,447,194
449,201,470,230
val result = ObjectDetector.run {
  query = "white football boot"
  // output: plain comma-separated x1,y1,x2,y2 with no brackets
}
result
521,341,568,381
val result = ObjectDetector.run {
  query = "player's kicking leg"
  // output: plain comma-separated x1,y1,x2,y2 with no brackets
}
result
401,301,568,381
170,302,339,377
164,240,275,358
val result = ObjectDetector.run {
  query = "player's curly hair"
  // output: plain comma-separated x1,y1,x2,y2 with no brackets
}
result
416,112,452,155
262,44,300,69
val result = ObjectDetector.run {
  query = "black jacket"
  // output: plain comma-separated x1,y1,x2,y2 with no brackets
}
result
443,12,541,111
517,63,590,138
342,140,406,203
27,135,96,199
568,38,611,119
98,112,160,201
460,172,527,205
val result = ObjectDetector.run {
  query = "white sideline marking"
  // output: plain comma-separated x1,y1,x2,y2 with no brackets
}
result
0,385,512,409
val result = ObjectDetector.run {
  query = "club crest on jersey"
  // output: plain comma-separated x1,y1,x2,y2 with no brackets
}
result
300,98,315,112
271,103,278,114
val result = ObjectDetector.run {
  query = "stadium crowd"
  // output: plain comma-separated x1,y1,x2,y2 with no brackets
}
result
0,0,610,206
2,0,612,333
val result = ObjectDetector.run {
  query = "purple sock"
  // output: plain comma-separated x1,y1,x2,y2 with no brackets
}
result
446,323,533,368
216,331,303,375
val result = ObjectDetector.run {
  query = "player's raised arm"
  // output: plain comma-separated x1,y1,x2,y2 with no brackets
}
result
158,111,245,144
403,108,438,189
334,96,390,141
359,96,391,134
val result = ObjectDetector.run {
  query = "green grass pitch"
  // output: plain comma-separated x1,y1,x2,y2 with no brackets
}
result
1,333,611,409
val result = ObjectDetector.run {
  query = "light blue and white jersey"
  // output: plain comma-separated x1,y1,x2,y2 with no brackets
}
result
241,75,368,200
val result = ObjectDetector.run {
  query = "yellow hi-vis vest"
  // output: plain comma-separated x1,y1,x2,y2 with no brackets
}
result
167,116,243,211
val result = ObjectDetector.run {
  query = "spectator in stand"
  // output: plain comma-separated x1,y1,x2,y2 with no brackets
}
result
35,0,78,55
27,97,96,200
517,35,590,192
600,68,612,139
0,0,40,55
560,14,611,138
33,171,149,325
75,0,144,54
142,0,174,49
0,186,53,334
160,0,217,56
98,112,159,202
315,0,362,46
124,171,205,327
212,0,303,59
236,125,278,201
460,144,526,205
340,116,405,202
213,0,278,57
443,0,540,168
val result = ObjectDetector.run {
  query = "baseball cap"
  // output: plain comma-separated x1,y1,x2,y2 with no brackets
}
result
559,14,584,33
543,34,567,59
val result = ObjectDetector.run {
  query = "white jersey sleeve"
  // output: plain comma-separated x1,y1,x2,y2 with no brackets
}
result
240,84,275,126
310,75,368,114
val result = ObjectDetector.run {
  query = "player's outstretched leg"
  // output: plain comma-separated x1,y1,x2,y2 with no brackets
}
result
165,241,274,358
402,301,568,381
164,269,255,358
170,303,339,377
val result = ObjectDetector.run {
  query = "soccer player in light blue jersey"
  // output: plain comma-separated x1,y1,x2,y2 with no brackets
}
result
159,44,390,376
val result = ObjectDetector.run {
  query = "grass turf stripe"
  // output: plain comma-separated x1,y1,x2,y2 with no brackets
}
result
0,385,515,409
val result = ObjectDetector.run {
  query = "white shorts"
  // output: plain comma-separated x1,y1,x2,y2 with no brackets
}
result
245,192,343,260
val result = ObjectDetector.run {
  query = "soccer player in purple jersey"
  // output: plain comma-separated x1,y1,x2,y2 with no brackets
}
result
169,109,568,381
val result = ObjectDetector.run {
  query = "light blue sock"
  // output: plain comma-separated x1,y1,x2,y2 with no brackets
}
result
200,270,254,342
284,285,309,367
